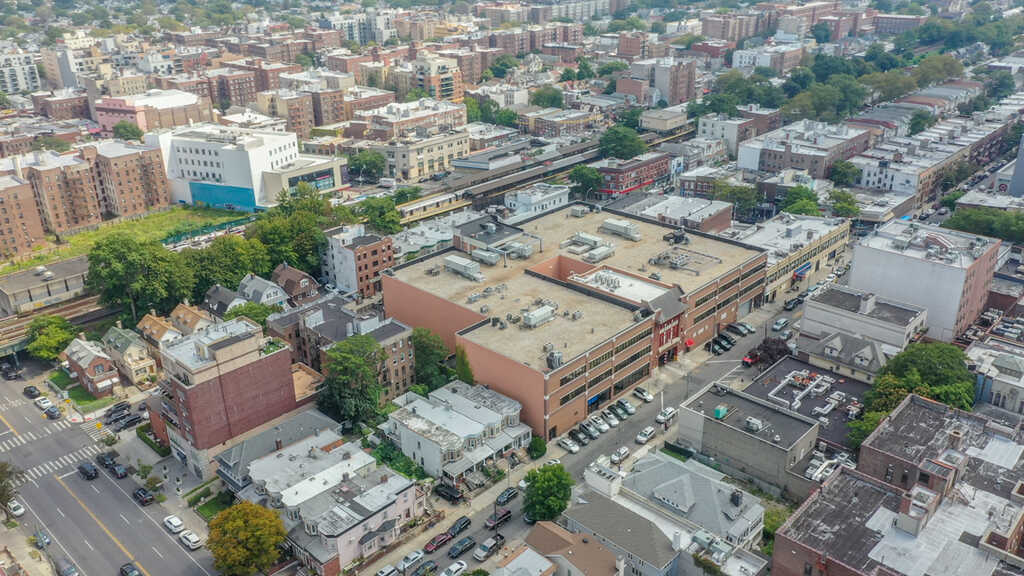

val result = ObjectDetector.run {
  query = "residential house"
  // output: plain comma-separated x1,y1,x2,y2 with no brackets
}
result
202,285,246,318
169,302,215,335
62,337,119,397
135,312,181,362
238,273,290,309
800,331,890,383
271,262,320,307
101,322,157,388
524,522,620,576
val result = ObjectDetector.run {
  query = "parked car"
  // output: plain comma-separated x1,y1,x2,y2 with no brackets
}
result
496,487,518,506
33,529,50,549
7,499,24,517
442,561,467,576
163,515,185,534
424,532,453,553
485,508,512,530
717,332,737,346
119,563,142,576
377,565,399,576
447,537,476,559
738,322,755,334
115,414,143,431
713,336,733,351
633,387,654,403
411,561,438,576
608,403,629,421
558,437,580,454
617,398,636,415
179,530,202,551
580,420,600,439
54,558,79,576
132,488,154,506
725,323,746,337
104,409,130,425
742,352,760,367
568,429,589,447
398,550,424,572
544,458,561,467
22,385,40,398
434,484,463,504
34,397,53,410
111,464,128,479
474,535,505,561
448,516,471,538
77,462,98,480
783,298,800,311
44,406,60,420
938,207,950,215
636,426,656,445
96,452,116,469
780,329,793,340
772,318,790,331
656,407,677,423
588,415,609,433
610,446,630,465
601,410,619,427
104,401,131,416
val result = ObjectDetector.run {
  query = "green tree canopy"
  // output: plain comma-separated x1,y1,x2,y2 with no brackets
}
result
523,464,574,521
494,108,518,128
780,186,818,213
527,436,547,459
412,327,450,392
181,235,271,303
348,150,386,182
909,110,936,135
829,189,860,218
208,500,287,576
31,135,71,152
575,58,595,80
26,315,76,362
489,55,519,79
811,21,831,43
619,108,643,130
869,342,975,413
317,334,385,424
393,186,421,205
712,181,759,220
245,211,326,277
359,196,402,234
847,411,886,449
599,125,646,160
223,302,283,329
530,86,564,108
404,87,430,102
597,61,629,76
87,233,194,321
112,120,144,141
569,165,602,198
560,68,576,82
829,160,862,187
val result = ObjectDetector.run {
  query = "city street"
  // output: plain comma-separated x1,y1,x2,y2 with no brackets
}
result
0,361,216,576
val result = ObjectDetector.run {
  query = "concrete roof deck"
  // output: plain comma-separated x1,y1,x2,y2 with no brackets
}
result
689,385,815,450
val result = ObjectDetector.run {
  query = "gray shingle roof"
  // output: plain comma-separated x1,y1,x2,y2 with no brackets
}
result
563,490,678,569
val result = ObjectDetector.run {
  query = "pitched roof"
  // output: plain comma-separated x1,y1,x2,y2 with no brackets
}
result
64,338,110,367
203,284,244,317
238,273,286,305
136,313,178,342
170,303,214,334
525,522,619,576
804,331,890,375
562,490,678,569
271,262,319,299
100,325,146,355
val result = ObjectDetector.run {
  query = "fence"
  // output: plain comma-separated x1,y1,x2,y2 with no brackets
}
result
162,215,256,245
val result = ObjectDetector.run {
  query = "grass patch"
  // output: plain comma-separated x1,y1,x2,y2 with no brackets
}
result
372,441,428,480
137,422,172,457
197,491,234,522
0,206,243,275
760,502,795,556
183,477,218,500
4,519,17,529
660,447,689,463
48,369,74,390
67,386,118,413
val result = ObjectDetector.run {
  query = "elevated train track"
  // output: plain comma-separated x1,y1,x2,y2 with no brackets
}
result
0,295,116,358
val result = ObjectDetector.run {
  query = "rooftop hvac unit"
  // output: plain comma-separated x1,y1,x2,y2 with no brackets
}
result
745,417,763,432
482,222,498,234
566,244,590,255
505,241,533,259
547,350,563,369
570,206,589,218
584,245,614,263
714,404,728,419
572,231,603,248
600,218,641,241
444,255,485,282
472,249,501,266
523,305,555,328
692,529,715,550
730,489,743,507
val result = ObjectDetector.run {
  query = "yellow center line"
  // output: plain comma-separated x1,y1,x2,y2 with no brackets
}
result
54,475,153,576
0,410,19,438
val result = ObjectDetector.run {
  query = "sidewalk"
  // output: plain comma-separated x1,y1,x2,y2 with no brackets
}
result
2,526,55,576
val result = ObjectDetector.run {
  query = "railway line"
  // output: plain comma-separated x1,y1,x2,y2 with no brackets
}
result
0,294,115,358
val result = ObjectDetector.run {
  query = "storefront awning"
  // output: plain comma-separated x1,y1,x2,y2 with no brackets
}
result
684,338,695,347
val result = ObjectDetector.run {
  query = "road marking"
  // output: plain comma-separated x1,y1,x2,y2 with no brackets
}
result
18,490,90,576
83,538,94,551
55,506,65,517
54,474,152,576
151,546,164,559
0,409,19,438
58,470,76,479
22,415,30,423
705,359,741,364
0,429,10,437
120,513,131,526
91,484,99,494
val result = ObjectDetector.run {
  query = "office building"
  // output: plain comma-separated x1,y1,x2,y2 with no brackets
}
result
802,285,927,349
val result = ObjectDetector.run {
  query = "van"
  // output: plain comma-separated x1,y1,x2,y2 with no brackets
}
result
376,565,399,576
473,534,506,561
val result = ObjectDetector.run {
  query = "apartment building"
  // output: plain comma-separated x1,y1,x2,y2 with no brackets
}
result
737,120,872,178
518,107,602,137
352,99,467,141
873,12,928,34
382,207,766,439
731,43,806,76
150,317,303,478
0,150,101,234
0,175,45,259
224,58,304,92
608,194,733,233
79,141,171,218
33,91,90,121
367,130,470,182
322,223,395,298
391,53,464,103
849,220,999,341
700,12,767,44
626,58,697,106
382,381,531,485
0,51,41,95
253,89,315,139
94,89,215,136
590,152,671,195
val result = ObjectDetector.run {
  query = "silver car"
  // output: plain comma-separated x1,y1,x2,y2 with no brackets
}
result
588,415,609,433
602,410,620,427
617,398,637,415
610,446,630,464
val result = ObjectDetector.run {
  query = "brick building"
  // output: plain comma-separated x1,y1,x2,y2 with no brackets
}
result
33,91,90,121
0,175,45,258
254,89,316,139
3,150,102,234
79,141,170,217
738,120,872,178
223,58,304,92
323,224,395,298
591,152,671,195
63,337,119,398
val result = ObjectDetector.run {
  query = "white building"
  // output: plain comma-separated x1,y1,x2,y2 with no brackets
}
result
0,51,40,95
145,124,300,210
321,223,386,295
802,285,927,350
503,183,569,224
380,381,531,486
697,114,752,157
967,337,1024,413
848,220,1001,342
237,273,289,309
467,85,529,108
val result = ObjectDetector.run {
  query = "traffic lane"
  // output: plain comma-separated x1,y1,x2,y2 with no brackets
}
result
419,493,526,569
19,473,125,576
5,415,95,488
85,465,216,576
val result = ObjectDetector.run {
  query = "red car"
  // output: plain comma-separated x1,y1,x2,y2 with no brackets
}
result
424,532,453,553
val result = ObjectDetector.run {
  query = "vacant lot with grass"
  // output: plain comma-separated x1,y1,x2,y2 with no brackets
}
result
2,206,243,274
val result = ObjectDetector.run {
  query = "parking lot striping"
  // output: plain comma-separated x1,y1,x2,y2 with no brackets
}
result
91,484,100,494
58,470,76,480
19,487,90,576
0,410,19,438
54,474,153,576
83,538,94,551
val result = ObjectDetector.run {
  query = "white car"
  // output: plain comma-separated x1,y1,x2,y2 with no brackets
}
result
163,515,184,534
443,560,467,576
610,446,630,465
826,274,837,282
635,426,656,445
633,387,654,403
655,407,677,423
588,416,609,433
558,437,579,454
7,499,24,517
617,399,636,415
34,397,53,410
544,458,561,467
397,550,424,572
602,410,620,427
179,530,202,551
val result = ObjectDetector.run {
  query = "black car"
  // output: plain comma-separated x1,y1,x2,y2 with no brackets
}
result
713,336,733,351
725,324,746,337
496,487,518,506
523,510,536,525
112,464,128,479
78,462,98,480
120,564,143,576
22,385,40,398
411,561,437,576
434,484,463,504
447,536,476,559
485,508,512,530
104,409,130,425
569,428,589,446
132,488,154,506
783,298,799,311
717,332,737,346
44,406,60,420
33,529,50,549
115,414,143,431
96,452,116,469
448,516,471,537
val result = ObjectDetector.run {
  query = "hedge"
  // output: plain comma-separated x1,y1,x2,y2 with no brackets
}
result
187,486,212,507
137,423,171,457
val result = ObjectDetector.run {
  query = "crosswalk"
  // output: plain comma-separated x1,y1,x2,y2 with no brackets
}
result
18,444,103,483
80,420,114,441
0,396,30,411
0,419,76,452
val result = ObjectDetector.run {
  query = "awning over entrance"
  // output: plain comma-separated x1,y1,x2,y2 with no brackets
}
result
684,338,695,347
792,261,812,279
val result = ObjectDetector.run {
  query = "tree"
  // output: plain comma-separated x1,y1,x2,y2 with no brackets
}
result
811,21,831,43
829,160,861,186
569,165,602,198
847,411,885,449
489,55,519,79
523,464,573,521
245,211,326,277
0,461,21,521
295,52,314,69
912,53,963,88
412,327,449,392
26,315,76,362
599,125,646,160
560,68,576,82
780,186,818,213
597,61,628,77
783,199,820,215
207,500,286,576
348,150,386,182
909,110,936,135
712,181,759,220
31,136,71,152
112,121,144,141
494,108,518,128
454,346,474,384
530,86,564,108
650,21,666,34
878,342,973,404
527,436,547,459
87,234,194,321
223,302,282,329
575,58,595,80
987,70,1017,100
943,207,1024,242
404,87,429,102
317,334,385,424
619,108,643,130
393,186,421,205
465,97,482,122
829,189,860,218
359,197,402,234
181,235,271,303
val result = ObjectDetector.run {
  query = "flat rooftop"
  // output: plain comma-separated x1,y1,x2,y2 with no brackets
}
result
810,284,924,327
719,213,847,266
858,219,998,269
745,356,870,450
688,385,815,450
